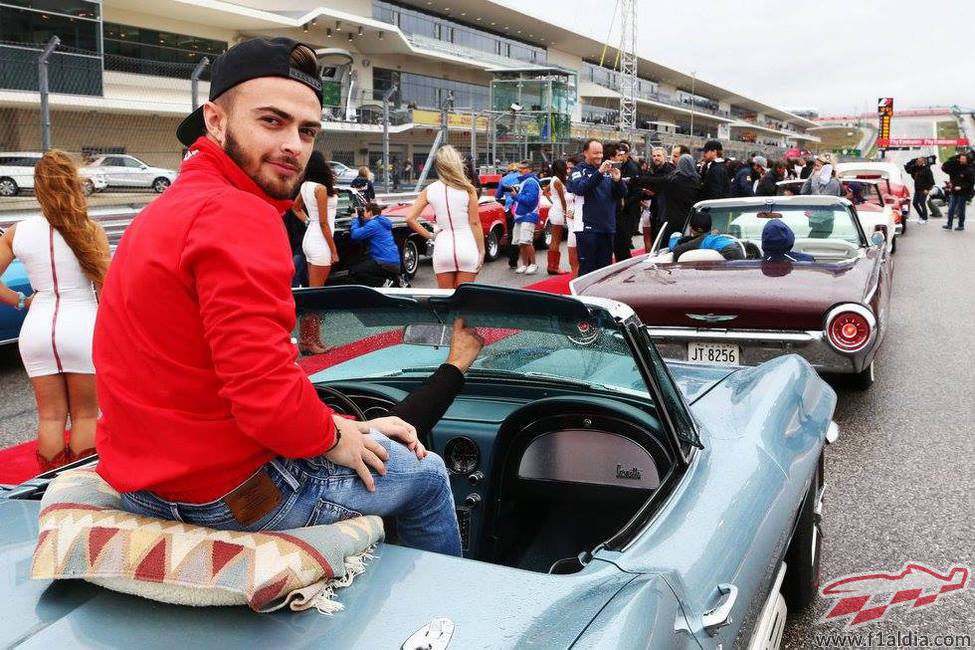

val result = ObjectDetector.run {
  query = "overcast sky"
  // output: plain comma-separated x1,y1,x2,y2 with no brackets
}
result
493,0,975,114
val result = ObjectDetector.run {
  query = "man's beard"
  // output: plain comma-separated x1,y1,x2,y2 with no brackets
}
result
223,129,301,200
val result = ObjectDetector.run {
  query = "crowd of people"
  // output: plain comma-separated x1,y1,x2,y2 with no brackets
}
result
471,139,856,278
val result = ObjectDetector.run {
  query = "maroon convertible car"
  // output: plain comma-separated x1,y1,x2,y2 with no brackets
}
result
571,195,892,389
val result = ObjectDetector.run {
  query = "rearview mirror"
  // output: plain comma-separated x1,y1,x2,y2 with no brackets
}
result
403,323,450,346
757,211,783,219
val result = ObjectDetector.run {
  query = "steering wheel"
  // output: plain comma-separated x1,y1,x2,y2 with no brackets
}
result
316,385,367,421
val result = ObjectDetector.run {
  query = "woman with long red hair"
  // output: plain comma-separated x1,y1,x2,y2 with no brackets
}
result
0,150,109,471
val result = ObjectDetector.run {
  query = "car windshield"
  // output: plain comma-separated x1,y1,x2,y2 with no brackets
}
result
692,204,864,246
839,181,883,206
778,180,883,207
296,289,653,400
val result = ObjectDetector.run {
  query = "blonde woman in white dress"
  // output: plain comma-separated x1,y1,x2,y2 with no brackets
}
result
0,151,109,472
406,146,485,289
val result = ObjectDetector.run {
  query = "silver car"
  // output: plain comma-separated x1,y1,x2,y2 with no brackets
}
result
328,160,359,185
84,155,177,193
0,152,107,197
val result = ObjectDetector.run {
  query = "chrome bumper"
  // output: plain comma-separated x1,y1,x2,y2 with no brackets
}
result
645,326,873,375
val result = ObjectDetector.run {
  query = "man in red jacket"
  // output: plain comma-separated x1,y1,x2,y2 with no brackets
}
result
95,37,464,555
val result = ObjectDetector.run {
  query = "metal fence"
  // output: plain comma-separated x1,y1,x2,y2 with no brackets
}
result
1,40,204,204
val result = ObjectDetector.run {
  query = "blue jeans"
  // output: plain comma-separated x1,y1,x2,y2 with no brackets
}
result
120,432,462,556
947,194,967,227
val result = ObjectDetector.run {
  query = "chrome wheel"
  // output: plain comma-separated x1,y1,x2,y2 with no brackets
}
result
82,179,95,197
152,177,171,193
402,238,419,277
0,178,18,197
485,228,501,261
536,221,552,250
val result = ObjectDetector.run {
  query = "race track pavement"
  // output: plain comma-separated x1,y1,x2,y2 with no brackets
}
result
1,225,972,644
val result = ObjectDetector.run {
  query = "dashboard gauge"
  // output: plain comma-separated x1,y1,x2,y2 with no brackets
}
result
444,437,480,475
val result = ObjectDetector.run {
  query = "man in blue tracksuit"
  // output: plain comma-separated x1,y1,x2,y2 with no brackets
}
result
495,164,523,268
567,139,627,275
349,202,404,286
508,160,541,273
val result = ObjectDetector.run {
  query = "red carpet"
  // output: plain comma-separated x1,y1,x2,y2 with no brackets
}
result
524,274,573,294
522,248,644,295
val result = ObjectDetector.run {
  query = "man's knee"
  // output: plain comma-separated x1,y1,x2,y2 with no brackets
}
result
369,432,449,482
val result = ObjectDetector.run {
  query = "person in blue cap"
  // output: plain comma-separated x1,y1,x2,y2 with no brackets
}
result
762,219,815,262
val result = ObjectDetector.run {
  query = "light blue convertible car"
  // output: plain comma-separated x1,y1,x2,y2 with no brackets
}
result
0,259,30,345
0,284,838,648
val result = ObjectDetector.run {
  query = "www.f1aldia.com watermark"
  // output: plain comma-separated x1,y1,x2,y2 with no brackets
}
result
818,562,970,628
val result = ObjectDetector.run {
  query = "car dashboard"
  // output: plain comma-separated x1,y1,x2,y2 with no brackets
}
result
314,377,671,568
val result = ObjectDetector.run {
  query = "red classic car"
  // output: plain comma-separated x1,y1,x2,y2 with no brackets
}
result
570,195,893,389
383,180,551,261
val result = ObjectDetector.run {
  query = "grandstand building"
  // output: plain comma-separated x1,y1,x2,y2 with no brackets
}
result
0,0,820,171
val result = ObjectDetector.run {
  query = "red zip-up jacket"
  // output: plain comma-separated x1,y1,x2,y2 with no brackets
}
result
95,137,335,503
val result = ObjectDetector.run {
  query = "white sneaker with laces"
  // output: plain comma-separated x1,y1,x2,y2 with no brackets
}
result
515,265,527,274
524,264,538,275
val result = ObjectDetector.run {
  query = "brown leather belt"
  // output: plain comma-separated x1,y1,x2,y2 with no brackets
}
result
222,467,283,527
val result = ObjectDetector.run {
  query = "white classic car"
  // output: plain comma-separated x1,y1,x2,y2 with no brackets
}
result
777,178,898,253
0,152,107,197
84,155,177,193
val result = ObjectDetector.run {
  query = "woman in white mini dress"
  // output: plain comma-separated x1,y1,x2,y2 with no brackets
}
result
0,150,109,471
406,146,485,289
291,152,338,354
545,159,573,275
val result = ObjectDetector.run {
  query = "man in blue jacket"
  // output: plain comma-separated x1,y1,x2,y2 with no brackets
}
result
730,155,767,198
349,202,405,286
508,160,541,274
567,139,627,275
495,163,522,268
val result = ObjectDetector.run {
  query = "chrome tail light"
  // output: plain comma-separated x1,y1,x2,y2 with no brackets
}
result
824,304,875,353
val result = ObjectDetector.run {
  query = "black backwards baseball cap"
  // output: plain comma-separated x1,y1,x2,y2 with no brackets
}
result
176,37,323,147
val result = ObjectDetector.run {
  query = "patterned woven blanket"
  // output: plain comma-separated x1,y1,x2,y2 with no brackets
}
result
31,469,383,613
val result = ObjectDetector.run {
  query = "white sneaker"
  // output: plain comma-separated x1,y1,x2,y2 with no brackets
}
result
515,265,527,274
524,264,538,275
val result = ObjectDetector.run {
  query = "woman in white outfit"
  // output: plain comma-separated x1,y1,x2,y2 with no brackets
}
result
0,151,109,472
545,159,572,275
406,146,485,289
291,152,338,354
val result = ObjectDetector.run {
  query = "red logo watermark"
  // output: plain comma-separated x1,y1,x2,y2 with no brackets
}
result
820,563,970,628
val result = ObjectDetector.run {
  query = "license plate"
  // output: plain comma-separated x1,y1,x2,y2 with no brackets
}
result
687,342,740,365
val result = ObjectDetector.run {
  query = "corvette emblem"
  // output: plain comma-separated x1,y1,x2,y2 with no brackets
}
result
687,313,738,323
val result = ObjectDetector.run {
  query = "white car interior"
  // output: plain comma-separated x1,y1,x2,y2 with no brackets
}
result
649,198,873,264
